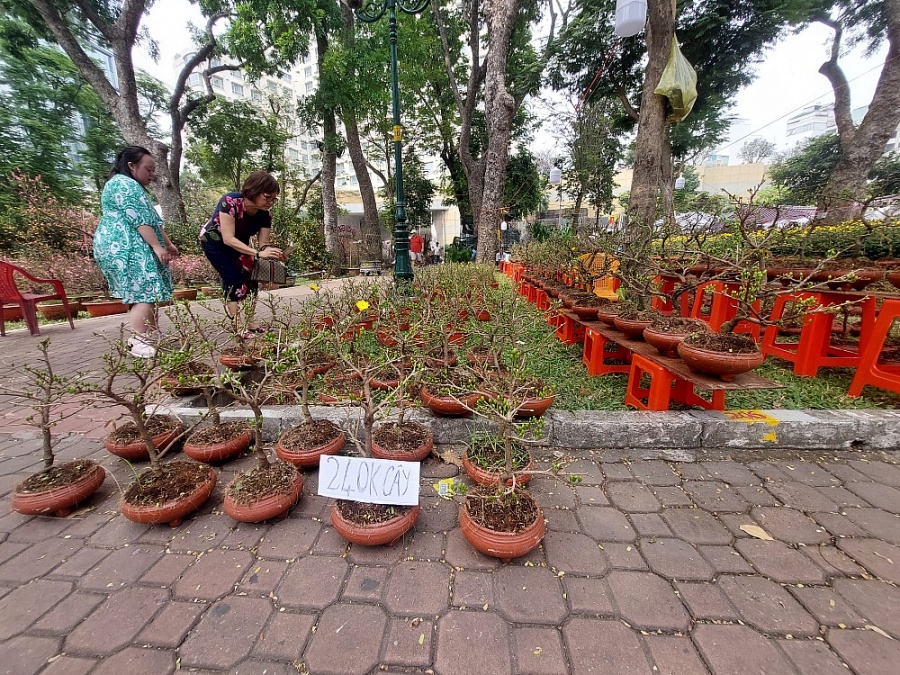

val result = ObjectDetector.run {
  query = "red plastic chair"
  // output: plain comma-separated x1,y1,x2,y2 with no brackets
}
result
0,260,76,336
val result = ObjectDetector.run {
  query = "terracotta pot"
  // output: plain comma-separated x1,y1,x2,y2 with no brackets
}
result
371,376,400,391
849,269,884,291
476,309,491,322
105,423,183,461
375,330,398,347
447,330,466,345
12,460,106,517
83,299,128,317
371,432,434,462
613,316,652,340
330,502,421,546
643,327,690,358
596,307,621,326
173,288,198,301
425,352,458,368
677,341,765,382
160,375,203,396
462,451,534,487
420,387,482,416
275,428,345,468
459,500,545,561
223,466,304,523
888,271,900,290
120,464,217,527
516,393,555,418
184,426,252,464
2,304,24,322
571,303,601,320
219,353,259,370
200,286,220,297
37,302,78,321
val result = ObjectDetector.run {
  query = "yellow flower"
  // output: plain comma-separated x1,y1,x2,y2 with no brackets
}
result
309,284,319,292
356,300,370,312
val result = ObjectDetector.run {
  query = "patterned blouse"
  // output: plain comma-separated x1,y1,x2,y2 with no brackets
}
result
199,192,271,248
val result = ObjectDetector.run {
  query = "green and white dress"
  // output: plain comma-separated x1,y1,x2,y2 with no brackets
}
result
93,173,173,304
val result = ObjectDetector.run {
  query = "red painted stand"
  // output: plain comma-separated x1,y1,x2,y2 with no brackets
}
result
624,353,725,411
582,325,631,376
848,298,900,396
651,274,692,316
690,281,760,339
762,291,876,377
556,312,585,345
535,290,550,311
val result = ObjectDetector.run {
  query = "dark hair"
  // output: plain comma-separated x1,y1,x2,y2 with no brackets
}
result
241,171,280,201
109,145,153,180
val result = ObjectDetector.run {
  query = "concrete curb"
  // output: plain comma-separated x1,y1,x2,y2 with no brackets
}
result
162,399,900,461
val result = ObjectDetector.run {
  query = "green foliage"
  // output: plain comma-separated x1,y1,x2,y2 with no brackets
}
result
738,137,777,164
769,133,842,205
870,152,900,198
504,147,547,220
444,242,473,263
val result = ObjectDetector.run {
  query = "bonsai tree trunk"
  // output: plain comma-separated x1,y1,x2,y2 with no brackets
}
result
248,404,270,470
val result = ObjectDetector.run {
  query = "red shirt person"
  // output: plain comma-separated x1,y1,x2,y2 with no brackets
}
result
409,231,425,263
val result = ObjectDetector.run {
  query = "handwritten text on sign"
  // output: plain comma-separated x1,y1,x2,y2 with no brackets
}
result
317,455,420,506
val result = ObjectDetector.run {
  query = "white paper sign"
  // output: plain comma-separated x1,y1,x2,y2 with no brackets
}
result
317,455,421,506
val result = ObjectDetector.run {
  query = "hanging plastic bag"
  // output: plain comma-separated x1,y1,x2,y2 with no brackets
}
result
653,38,697,123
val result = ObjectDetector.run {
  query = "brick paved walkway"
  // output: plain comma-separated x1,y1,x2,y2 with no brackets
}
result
2,283,900,674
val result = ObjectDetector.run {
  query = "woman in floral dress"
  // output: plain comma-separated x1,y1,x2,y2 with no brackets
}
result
93,146,178,358
199,171,282,332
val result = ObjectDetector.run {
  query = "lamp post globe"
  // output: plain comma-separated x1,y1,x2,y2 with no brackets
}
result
548,167,563,228
351,0,430,283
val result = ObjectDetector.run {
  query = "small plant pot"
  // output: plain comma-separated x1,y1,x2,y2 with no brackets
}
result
219,353,259,370
183,425,252,464
677,341,765,382
516,393,555,418
420,387,482,416
120,463,217,527
200,286,220,297
105,423,183,461
330,502,421,546
83,298,128,317
275,425,345,468
37,301,78,321
12,460,106,517
223,465,304,523
613,316,652,339
1,304,24,322
596,306,621,326
173,288,198,301
643,327,690,358
459,500,545,562
375,330,398,347
371,424,434,462
462,451,534,487
571,304,601,320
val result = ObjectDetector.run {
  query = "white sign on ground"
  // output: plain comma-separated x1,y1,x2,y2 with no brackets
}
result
317,455,420,506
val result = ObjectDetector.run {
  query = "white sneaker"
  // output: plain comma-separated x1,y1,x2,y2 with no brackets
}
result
128,335,156,359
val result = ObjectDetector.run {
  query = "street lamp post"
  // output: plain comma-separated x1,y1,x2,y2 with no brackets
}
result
548,166,563,229
349,0,430,282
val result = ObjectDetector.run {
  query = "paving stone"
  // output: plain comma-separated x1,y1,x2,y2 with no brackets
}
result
828,628,900,675
848,460,900,486
683,481,749,513
630,513,671,537
604,481,661,513
779,639,849,675
837,539,900,583
697,546,753,575
451,569,494,609
237,559,289,596
811,511,868,538
383,617,433,668
416,496,461,532
747,460,792,482
693,624,796,675
65,586,169,655
256,517,322,559
643,634,709,675
0,541,28,566
818,485,872,509
662,508,733,545
640,538,715,581
90,646,175,675
718,575,818,636
563,617,653,674
0,578,72,640
735,485,781,507
221,521,268,549
546,507,581,532
735,539,827,584
789,585,867,627
167,512,234,552
543,530,609,576
773,460,839,486
0,538,83,584
179,596,273,670
403,529,445,560
140,552,196,586
845,482,900,514
530,478,577,509
6,515,75,544
801,544,867,578
628,461,681,486
173,548,254,601
765,482,838,512
78,544,165,591
600,461,632,481
0,635,60,675
138,601,206,647
343,564,388,602
435,610,510,675
652,486,693,507
607,571,689,631
574,484,610,506
384,560,450,616
49,546,110,579
252,610,316,662
39,655,96,675
86,517,150,548
841,508,900,545
749,506,831,544
346,536,405,565
578,506,637,542
675,582,739,621
276,554,348,609
833,578,900,639
698,461,762,486
31,591,104,635
821,462,872,484
494,565,568,624
444,527,501,570
513,626,568,675
602,542,648,570
563,576,616,616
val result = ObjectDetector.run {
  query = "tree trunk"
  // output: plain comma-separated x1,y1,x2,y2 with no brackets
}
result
343,113,384,261
315,25,341,274
818,4,900,223
627,0,676,232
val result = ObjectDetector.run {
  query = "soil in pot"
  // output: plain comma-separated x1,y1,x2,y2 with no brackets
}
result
224,461,303,522
184,421,253,463
596,302,623,326
12,459,106,517
121,461,216,527
460,485,545,561
678,332,765,381
276,419,345,467
643,317,710,357
105,416,182,460
372,422,434,461
331,500,420,546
